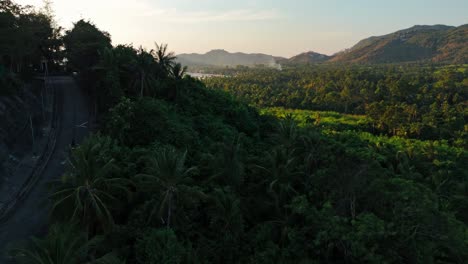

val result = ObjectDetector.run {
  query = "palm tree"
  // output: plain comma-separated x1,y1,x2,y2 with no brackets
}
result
95,48,120,93
167,62,187,101
154,43,176,76
94,48,122,110
50,136,132,234
10,224,107,264
208,188,243,236
257,148,298,216
133,46,157,97
275,114,298,148
171,63,187,80
211,135,244,189
299,131,321,177
206,188,243,262
136,147,198,228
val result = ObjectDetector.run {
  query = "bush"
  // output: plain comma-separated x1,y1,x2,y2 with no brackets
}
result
136,228,185,264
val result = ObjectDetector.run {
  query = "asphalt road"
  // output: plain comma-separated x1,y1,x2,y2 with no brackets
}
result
0,77,90,263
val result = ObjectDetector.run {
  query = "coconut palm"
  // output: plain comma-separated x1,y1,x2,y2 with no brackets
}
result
10,224,124,264
257,148,298,216
10,224,109,264
50,136,132,233
136,147,198,228
208,188,243,234
275,114,298,148
171,63,187,80
211,135,244,189
166,62,187,101
94,48,122,107
205,188,243,262
133,46,157,97
154,43,176,76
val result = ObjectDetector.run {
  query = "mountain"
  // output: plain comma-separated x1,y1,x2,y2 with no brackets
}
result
177,24,467,67
331,24,468,64
177,49,284,68
287,51,331,64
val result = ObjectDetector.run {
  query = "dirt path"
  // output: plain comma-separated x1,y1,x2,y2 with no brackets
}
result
0,76,90,263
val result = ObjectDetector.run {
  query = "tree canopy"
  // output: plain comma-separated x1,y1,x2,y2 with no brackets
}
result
6,2,468,263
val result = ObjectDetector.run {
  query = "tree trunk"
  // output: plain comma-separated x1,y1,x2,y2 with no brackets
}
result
350,194,356,220
167,192,172,228
140,72,144,98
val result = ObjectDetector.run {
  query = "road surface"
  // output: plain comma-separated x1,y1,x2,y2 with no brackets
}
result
0,77,90,263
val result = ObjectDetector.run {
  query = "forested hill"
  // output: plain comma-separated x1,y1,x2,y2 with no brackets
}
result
177,49,282,67
331,24,468,64
286,51,331,64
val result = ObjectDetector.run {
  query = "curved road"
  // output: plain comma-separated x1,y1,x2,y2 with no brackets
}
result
0,77,90,263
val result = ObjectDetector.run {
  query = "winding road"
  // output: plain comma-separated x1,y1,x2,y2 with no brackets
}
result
0,76,90,263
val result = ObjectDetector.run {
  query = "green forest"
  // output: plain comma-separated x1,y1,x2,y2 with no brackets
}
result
1,0,468,263
204,65,467,142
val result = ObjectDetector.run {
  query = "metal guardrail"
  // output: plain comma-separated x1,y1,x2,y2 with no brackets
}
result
0,77,61,223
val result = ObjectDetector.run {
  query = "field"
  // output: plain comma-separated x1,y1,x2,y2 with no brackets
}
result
261,107,372,131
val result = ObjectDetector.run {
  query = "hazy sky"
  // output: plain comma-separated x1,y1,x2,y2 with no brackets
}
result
15,0,468,57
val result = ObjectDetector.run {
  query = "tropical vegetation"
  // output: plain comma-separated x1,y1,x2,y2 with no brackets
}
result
2,0,467,263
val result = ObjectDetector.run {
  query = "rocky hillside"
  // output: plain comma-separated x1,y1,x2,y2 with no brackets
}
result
331,24,468,64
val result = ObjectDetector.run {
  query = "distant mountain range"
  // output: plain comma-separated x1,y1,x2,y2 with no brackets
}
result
177,49,282,67
177,24,467,67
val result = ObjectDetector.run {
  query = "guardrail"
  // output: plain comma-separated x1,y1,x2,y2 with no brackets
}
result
0,77,61,223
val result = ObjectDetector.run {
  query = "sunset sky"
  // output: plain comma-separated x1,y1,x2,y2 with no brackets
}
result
15,0,468,57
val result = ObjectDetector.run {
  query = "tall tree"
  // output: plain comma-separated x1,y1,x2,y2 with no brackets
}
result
171,63,187,80
50,136,131,234
11,224,123,264
154,43,176,76
137,147,197,228
133,47,157,97
63,19,111,72
11,224,92,264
